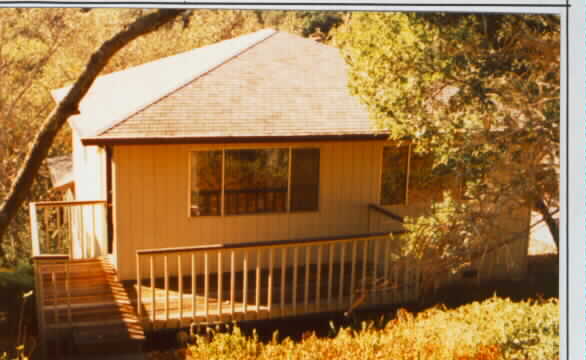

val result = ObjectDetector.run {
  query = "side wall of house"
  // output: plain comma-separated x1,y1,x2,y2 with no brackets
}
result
73,131,107,200
112,141,530,282
71,131,108,258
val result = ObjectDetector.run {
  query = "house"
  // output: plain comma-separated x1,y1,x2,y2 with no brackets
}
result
31,29,531,356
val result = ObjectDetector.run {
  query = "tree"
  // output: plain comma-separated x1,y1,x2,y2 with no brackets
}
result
0,9,187,247
0,9,347,264
335,13,560,249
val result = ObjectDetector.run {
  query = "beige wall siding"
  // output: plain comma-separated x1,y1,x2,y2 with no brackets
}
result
72,131,107,201
71,131,108,258
112,141,531,282
113,142,386,280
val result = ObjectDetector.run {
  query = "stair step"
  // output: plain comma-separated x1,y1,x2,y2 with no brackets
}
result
44,313,138,326
47,317,141,330
43,299,121,311
38,256,145,358
74,323,145,343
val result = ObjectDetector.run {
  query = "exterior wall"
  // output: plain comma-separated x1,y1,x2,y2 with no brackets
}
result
113,141,384,280
111,141,530,282
71,131,108,258
72,131,107,201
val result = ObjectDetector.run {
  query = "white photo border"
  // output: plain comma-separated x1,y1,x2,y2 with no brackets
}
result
0,1,582,359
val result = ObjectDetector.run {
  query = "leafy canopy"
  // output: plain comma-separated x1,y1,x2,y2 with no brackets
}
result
336,13,560,248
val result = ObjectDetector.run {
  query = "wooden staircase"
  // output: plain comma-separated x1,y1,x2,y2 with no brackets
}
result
36,256,145,358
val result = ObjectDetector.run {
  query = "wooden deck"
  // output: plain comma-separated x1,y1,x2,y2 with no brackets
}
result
35,256,145,358
131,233,421,332
127,260,418,331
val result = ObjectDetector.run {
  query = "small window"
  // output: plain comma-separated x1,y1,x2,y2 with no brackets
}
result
409,153,457,203
190,151,222,216
290,148,320,212
408,153,435,204
381,146,409,205
224,149,289,215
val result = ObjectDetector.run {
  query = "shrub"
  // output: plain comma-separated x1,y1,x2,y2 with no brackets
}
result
185,297,558,360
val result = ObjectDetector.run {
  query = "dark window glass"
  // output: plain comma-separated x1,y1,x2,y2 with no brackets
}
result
290,148,320,212
191,151,222,216
409,153,456,203
381,146,409,205
224,149,289,215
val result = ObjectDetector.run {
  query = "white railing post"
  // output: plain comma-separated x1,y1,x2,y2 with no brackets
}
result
29,203,40,256
136,254,142,318
178,255,183,325
101,202,109,257
150,256,156,327
133,232,396,328
280,248,287,317
217,252,223,320
267,248,273,316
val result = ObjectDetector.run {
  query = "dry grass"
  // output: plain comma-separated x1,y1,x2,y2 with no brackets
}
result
172,297,558,360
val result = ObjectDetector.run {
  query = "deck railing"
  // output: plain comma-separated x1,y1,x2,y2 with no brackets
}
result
32,254,72,359
29,200,108,258
135,232,421,330
29,199,107,358
191,188,288,216
367,203,405,234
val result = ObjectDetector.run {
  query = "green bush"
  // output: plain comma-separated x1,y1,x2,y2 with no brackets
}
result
185,297,558,360
0,261,34,293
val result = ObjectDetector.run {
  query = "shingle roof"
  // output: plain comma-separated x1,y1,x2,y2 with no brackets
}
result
52,29,385,144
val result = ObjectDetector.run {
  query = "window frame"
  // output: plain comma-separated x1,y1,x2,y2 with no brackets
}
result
379,144,411,206
188,145,321,218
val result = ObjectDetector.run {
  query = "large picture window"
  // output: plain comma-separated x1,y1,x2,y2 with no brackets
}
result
225,149,289,215
190,147,320,216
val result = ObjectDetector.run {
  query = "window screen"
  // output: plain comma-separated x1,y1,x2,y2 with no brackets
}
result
290,148,320,212
381,146,409,205
190,151,222,216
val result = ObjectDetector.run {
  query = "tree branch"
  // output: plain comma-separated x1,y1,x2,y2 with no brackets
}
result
0,9,186,243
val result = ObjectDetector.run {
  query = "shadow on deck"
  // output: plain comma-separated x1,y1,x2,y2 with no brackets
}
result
35,256,145,358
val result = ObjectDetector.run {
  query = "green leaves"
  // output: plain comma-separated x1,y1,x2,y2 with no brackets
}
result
337,12,560,249
182,297,558,360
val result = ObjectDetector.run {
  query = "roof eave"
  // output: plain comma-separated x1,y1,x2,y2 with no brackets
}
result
81,133,393,146
51,181,75,192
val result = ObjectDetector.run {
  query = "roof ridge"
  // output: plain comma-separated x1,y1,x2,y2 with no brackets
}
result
93,28,277,137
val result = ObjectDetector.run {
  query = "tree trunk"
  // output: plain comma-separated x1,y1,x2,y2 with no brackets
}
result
0,9,186,245
534,198,559,250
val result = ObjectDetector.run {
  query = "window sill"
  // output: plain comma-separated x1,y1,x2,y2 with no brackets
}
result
188,209,321,219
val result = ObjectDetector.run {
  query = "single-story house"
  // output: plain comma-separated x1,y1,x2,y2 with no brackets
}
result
31,29,530,356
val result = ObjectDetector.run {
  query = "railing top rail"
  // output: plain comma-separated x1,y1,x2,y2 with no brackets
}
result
368,203,404,223
32,254,69,261
33,200,108,207
137,231,405,256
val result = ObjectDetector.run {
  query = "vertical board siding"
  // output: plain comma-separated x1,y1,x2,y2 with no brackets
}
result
71,131,109,258
115,141,383,279
114,141,529,282
143,146,156,257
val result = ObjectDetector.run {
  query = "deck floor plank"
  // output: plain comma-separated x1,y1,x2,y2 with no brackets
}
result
125,261,404,330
